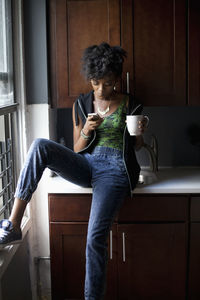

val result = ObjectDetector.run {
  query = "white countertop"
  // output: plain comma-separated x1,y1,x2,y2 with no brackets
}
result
47,167,200,194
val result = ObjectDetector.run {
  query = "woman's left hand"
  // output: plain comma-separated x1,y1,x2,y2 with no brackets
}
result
135,117,148,150
138,117,148,135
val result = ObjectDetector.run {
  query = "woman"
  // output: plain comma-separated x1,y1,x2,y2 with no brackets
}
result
0,42,146,299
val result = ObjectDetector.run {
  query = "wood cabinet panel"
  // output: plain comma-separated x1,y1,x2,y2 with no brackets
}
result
48,0,120,108
130,0,186,105
48,193,91,221
49,223,88,299
48,0,200,107
49,193,189,299
117,223,187,300
49,222,117,300
190,196,200,221
118,194,188,222
188,0,200,105
120,0,134,94
104,225,118,300
49,194,189,222
189,223,200,300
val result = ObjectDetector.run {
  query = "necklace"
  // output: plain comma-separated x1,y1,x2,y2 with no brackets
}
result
94,91,115,116
96,99,111,116
97,102,110,116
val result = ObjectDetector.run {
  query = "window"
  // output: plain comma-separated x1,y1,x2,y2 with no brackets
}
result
0,0,13,106
0,111,16,219
0,0,20,220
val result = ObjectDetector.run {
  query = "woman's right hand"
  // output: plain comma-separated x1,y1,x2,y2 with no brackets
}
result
72,103,103,152
82,115,103,136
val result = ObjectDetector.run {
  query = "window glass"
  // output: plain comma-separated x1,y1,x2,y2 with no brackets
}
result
0,0,16,219
0,0,14,106
0,115,5,216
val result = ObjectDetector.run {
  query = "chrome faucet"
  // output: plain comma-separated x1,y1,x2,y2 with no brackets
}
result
143,134,158,172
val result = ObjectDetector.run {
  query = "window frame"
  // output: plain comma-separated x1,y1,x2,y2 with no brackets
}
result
0,0,30,279
0,107,17,218
0,0,28,220
0,0,16,219
0,0,14,107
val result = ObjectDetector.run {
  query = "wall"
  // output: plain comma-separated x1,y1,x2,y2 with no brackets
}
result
138,106,200,167
25,103,51,300
23,0,48,104
23,1,51,299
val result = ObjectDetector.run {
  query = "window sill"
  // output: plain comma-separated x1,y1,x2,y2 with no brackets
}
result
0,216,31,278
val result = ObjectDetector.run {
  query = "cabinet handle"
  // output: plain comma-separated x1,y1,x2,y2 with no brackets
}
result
126,72,130,94
110,230,112,260
122,232,126,262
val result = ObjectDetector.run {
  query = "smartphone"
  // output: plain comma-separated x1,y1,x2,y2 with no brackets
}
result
88,113,101,120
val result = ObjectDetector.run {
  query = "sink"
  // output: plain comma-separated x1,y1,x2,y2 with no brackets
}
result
138,170,158,185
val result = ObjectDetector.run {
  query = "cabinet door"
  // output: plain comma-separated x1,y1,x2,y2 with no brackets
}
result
121,0,186,105
188,223,200,300
48,0,120,108
117,223,186,300
190,196,200,222
105,225,118,300
50,223,87,299
49,222,117,300
188,0,200,105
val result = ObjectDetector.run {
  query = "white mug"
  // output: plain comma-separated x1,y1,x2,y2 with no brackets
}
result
126,115,149,136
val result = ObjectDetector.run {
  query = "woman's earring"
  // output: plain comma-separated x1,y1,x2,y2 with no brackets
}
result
114,86,116,91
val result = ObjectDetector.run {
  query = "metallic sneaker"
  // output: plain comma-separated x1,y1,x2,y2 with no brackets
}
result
0,219,22,249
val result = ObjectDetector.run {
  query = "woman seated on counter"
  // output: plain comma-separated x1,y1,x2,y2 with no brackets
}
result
0,42,148,300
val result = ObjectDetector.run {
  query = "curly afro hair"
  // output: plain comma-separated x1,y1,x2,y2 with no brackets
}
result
81,42,127,80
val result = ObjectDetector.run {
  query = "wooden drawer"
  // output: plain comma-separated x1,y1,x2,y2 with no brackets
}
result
48,194,91,222
191,196,200,221
49,193,189,223
117,194,189,222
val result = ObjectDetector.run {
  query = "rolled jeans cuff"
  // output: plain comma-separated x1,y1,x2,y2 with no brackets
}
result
14,190,32,203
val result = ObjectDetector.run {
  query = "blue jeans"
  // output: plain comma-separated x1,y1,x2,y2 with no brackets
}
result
15,138,130,300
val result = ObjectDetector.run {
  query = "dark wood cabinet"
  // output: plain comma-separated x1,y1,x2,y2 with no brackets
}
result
123,0,186,106
188,223,200,300
188,196,200,299
188,0,200,105
117,194,188,300
117,223,186,300
48,194,118,300
50,223,87,300
48,0,120,108
47,0,200,107
49,193,188,299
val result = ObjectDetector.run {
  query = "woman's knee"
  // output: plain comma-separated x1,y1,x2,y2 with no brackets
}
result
29,138,51,153
31,138,49,148
26,138,51,160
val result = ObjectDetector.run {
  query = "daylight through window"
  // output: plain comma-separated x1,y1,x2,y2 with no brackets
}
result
0,0,18,219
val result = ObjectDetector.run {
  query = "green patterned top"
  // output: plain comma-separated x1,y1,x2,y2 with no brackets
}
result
94,97,127,150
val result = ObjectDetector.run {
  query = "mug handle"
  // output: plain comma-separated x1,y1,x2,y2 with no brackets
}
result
144,116,149,127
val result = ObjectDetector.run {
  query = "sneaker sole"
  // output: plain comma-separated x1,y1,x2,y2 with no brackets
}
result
0,239,22,250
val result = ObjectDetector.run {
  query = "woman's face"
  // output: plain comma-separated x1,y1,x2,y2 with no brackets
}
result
90,74,117,100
